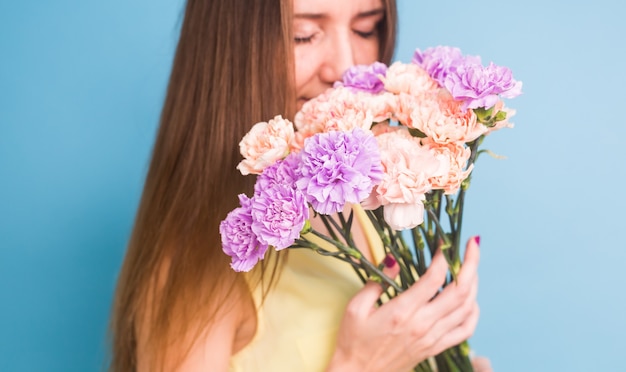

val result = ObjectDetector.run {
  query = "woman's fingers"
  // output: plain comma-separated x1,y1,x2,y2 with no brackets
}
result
391,249,449,310
458,236,480,282
403,235,481,355
424,236,481,316
335,236,484,371
431,301,480,356
471,356,493,372
348,255,400,318
417,274,478,349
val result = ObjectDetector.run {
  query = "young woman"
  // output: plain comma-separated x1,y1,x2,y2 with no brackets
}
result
109,0,490,371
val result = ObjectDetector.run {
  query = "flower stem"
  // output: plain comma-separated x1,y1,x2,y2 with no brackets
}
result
411,226,428,276
318,214,340,242
364,208,414,285
294,238,370,289
426,208,459,279
308,230,403,293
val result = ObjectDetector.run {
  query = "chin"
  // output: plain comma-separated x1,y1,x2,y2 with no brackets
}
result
297,98,309,111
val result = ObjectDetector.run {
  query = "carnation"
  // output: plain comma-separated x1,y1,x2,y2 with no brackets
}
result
219,194,269,272
413,46,467,86
383,203,426,231
254,152,301,195
251,183,309,250
382,62,439,96
444,61,523,110
293,86,394,150
237,115,295,175
368,129,446,230
406,90,488,144
422,138,473,195
296,128,383,215
335,61,388,94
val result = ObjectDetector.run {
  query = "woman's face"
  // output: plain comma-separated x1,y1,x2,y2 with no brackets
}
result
293,0,384,110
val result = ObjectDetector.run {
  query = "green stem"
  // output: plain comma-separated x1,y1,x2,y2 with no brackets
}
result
321,214,349,245
414,361,434,372
434,190,443,224
337,211,349,230
435,354,452,372
445,194,457,235
449,138,481,270
363,209,415,283
443,352,462,372
411,227,428,276
426,208,459,280
380,218,415,287
455,341,474,371
308,230,403,293
318,214,340,242
419,224,436,258
294,238,372,292
358,253,404,293
293,239,358,267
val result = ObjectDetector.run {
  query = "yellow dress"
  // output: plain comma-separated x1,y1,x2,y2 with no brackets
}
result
229,205,386,372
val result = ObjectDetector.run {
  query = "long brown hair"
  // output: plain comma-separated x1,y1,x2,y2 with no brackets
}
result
109,0,397,370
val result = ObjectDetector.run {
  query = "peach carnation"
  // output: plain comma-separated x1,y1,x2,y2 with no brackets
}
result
393,92,418,127
237,115,295,175
364,129,447,230
293,86,395,149
422,138,473,195
382,62,439,96
407,90,488,144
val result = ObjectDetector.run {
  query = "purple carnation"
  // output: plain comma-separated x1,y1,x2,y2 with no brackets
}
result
413,46,482,88
335,62,388,94
251,184,309,250
444,62,523,109
219,194,269,272
254,152,301,195
413,46,466,85
295,128,383,215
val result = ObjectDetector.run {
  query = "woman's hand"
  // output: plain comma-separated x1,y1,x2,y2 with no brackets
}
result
472,356,493,372
327,236,481,372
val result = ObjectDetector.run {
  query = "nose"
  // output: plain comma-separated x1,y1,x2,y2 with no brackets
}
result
319,32,355,84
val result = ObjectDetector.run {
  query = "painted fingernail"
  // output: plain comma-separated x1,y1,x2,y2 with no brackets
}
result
474,235,481,245
383,254,396,268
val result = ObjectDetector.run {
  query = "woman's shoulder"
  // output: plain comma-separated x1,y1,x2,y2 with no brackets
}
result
134,255,258,371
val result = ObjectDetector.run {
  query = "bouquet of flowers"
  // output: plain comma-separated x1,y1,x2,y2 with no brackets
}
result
219,46,521,371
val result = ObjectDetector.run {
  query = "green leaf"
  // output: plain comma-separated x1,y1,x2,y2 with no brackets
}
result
300,220,312,234
473,106,494,123
408,127,427,138
369,274,382,284
494,110,507,122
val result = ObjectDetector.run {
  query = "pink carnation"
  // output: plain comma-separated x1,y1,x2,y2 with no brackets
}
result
422,138,473,195
393,93,418,127
363,91,398,123
404,91,487,144
364,129,446,230
382,62,439,96
293,87,396,150
237,115,295,175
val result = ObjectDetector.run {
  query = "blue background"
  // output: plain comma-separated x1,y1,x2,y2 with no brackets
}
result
1,0,624,371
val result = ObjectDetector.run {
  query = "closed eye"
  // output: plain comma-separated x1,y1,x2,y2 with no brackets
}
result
354,29,377,39
295,35,315,44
